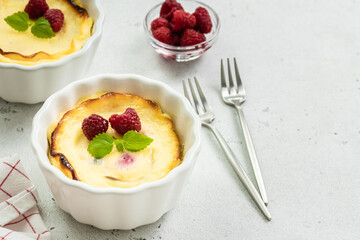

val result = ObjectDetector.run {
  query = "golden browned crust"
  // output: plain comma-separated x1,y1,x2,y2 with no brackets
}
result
50,109,79,180
0,49,51,59
49,93,137,179
66,0,88,15
49,92,181,184
0,0,90,60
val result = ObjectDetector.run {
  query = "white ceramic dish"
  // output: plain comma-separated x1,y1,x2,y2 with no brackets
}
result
0,0,104,104
31,74,201,230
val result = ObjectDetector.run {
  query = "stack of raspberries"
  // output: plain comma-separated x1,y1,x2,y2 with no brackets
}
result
151,0,213,46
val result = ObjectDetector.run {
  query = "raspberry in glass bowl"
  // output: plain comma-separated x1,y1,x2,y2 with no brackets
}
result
144,0,220,62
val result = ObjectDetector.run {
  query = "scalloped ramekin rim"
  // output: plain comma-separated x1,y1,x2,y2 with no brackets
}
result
31,73,201,195
0,0,104,71
143,0,221,50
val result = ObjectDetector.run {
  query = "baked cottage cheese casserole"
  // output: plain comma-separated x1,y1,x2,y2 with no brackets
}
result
0,0,93,65
31,74,201,229
48,92,182,188
0,0,102,104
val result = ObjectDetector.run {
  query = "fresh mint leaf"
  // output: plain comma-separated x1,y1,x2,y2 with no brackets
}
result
87,131,153,158
31,17,55,39
123,131,153,152
115,139,124,152
88,133,114,159
4,11,29,32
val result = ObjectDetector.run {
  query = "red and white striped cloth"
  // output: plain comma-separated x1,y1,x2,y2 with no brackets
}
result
0,154,51,240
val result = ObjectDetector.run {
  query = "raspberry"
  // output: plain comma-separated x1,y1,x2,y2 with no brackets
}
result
44,9,64,32
170,10,196,32
152,26,173,44
160,0,183,20
193,7,212,34
24,0,49,19
109,108,141,135
82,114,109,140
151,17,169,32
180,29,206,46
172,32,181,46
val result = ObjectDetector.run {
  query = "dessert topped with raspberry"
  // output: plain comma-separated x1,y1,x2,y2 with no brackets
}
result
0,0,93,65
47,92,181,188
151,0,213,46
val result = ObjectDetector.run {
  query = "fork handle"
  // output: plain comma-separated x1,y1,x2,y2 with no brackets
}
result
203,123,271,221
235,106,268,205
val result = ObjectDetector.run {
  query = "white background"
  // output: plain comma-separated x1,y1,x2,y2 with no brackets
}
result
1,0,360,239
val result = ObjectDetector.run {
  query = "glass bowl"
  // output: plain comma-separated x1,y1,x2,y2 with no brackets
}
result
143,0,220,62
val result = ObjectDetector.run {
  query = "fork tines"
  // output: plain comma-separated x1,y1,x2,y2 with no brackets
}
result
221,58,246,99
183,77,212,115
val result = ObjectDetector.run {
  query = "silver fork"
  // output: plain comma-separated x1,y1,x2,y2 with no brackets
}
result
183,77,271,221
221,58,268,205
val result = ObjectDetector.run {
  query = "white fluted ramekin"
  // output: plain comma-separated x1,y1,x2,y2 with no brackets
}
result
31,74,201,230
0,0,104,104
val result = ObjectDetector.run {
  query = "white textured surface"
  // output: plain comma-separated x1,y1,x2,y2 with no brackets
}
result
1,0,360,239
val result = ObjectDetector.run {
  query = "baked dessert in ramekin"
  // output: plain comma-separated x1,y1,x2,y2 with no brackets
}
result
31,74,201,229
0,0,104,104
48,92,182,188
0,0,93,65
